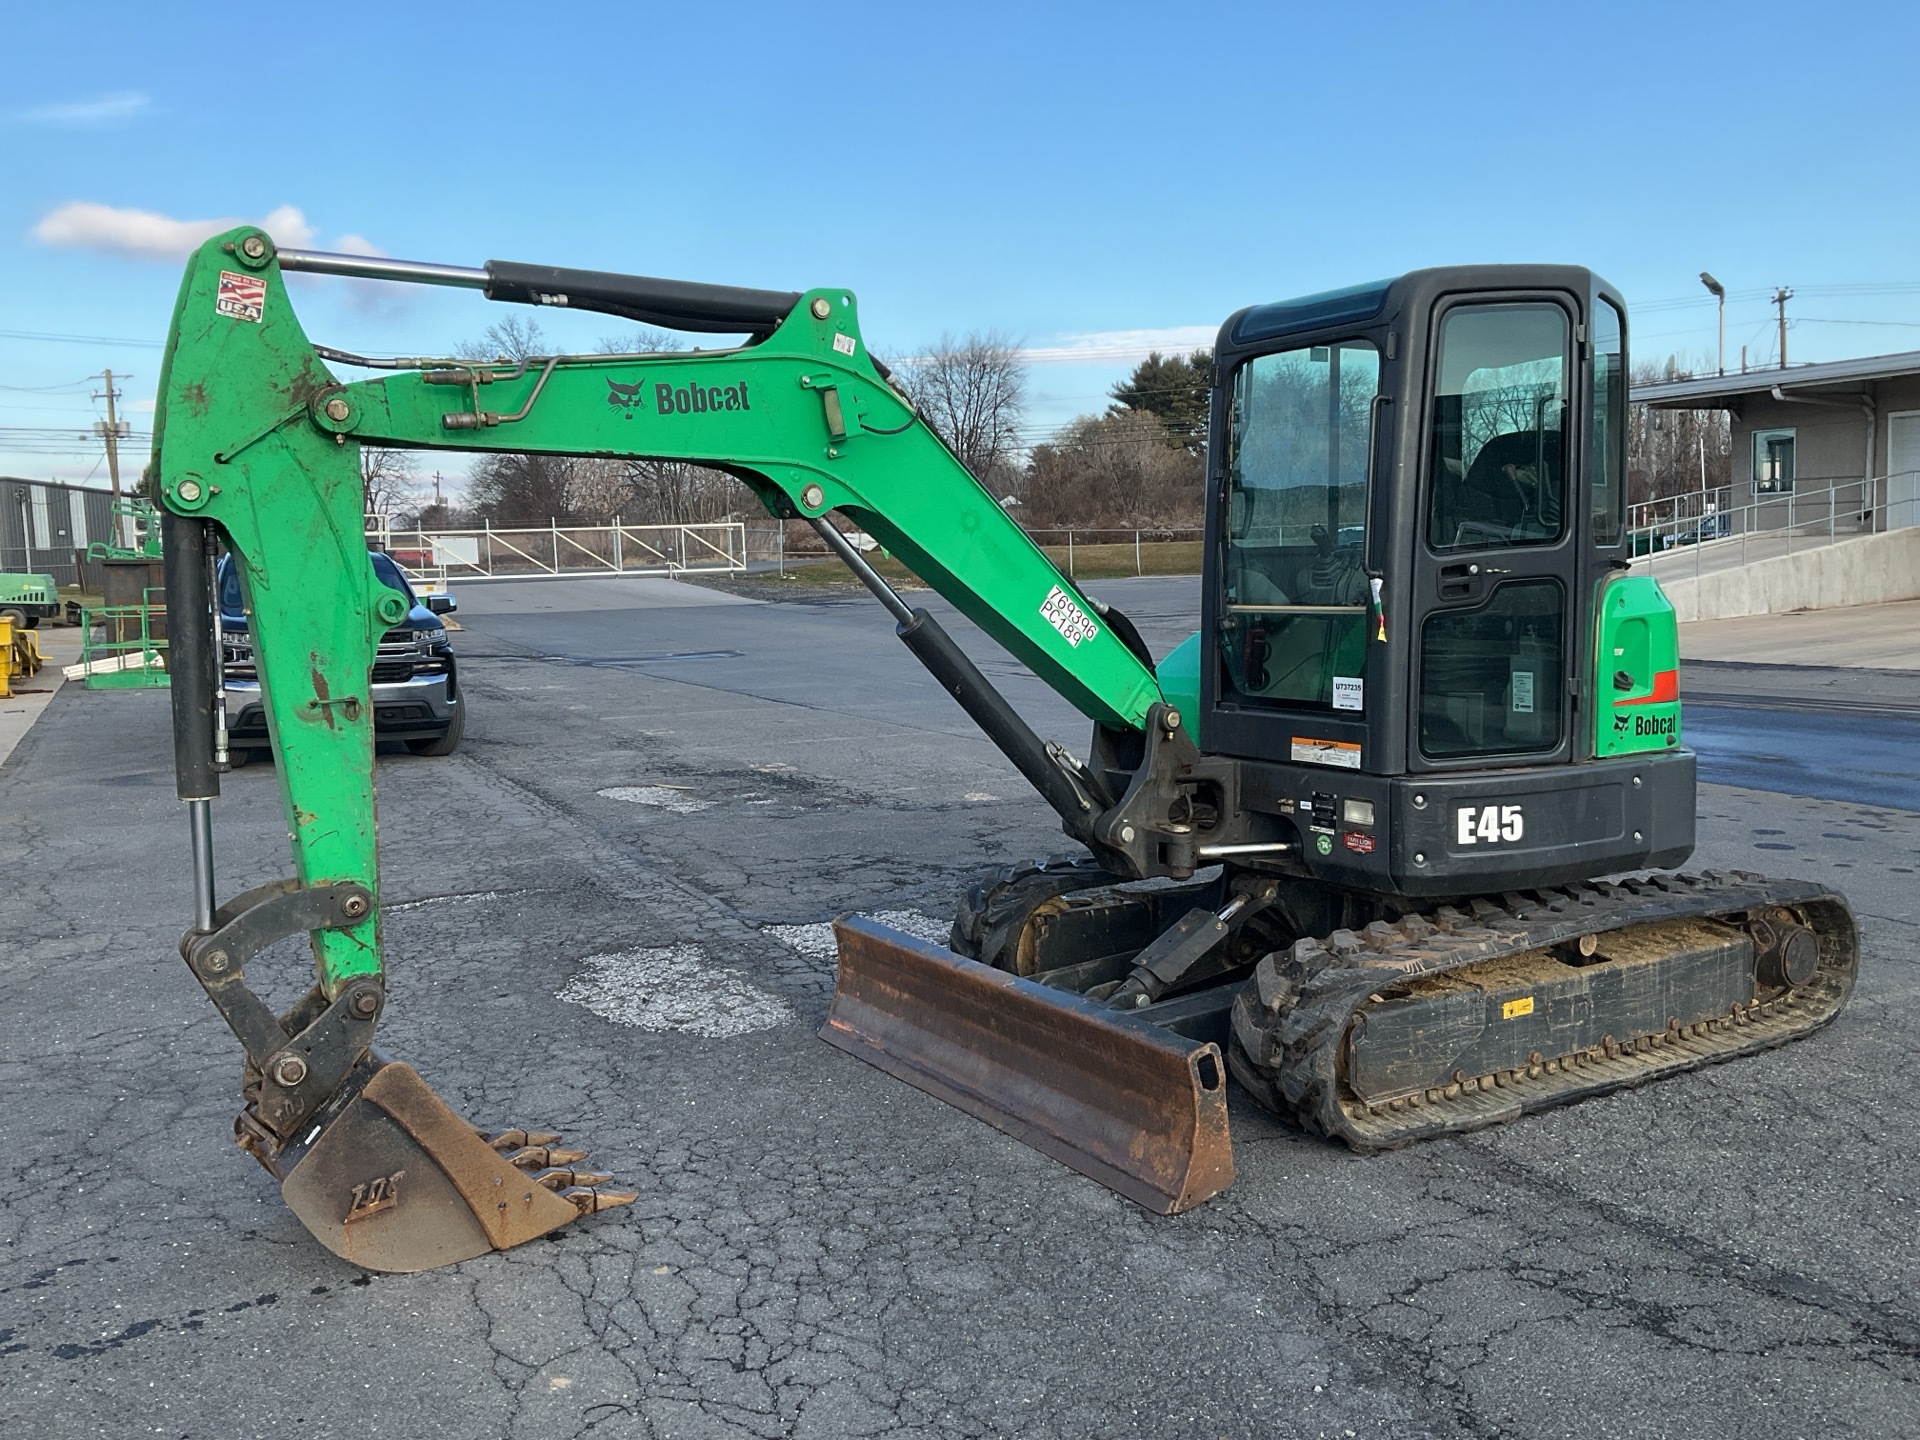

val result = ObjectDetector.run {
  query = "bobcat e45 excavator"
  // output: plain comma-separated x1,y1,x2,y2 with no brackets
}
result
153,227,1857,1272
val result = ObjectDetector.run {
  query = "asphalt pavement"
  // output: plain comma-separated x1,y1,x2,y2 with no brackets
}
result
1,574,1916,1440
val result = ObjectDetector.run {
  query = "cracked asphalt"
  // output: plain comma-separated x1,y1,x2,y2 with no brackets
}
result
2,575,1915,1439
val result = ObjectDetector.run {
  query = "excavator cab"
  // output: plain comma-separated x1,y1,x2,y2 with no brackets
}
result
1203,268,1693,896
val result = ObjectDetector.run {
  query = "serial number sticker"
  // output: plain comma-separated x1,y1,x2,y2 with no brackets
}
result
1291,737,1361,770
1039,585,1098,648
832,332,857,356
215,270,267,323
1332,676,1364,711
1502,996,1535,1020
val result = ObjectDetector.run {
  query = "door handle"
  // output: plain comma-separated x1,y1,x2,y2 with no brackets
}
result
1437,562,1485,601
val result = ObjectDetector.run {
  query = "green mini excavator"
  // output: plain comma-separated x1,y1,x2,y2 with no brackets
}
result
153,228,1856,1271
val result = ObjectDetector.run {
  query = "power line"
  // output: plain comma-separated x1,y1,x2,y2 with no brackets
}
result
0,327,164,350
0,376,96,392
1794,315,1920,328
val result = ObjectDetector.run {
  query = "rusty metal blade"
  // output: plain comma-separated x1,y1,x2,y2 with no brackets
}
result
276,1061,603,1273
822,916,1234,1214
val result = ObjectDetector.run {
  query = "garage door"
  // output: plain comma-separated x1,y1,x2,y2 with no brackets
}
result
1890,412,1920,529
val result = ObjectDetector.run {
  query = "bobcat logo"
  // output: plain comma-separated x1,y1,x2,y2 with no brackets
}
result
606,379,647,416
1613,713,1631,736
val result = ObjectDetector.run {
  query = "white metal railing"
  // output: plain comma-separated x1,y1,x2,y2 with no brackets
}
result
1627,471,1917,581
750,524,1207,579
365,520,747,581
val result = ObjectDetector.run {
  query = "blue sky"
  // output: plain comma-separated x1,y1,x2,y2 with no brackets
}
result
6,0,1919,497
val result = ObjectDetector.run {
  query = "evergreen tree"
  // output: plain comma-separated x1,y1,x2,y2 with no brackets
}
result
1109,349,1212,452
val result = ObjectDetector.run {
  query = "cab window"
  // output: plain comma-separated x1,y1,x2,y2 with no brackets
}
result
1220,340,1379,711
1427,303,1569,551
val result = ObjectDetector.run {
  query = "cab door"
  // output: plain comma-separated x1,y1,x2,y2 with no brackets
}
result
1409,294,1581,774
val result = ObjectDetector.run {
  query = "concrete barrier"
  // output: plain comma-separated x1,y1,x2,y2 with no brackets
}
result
1656,527,1920,621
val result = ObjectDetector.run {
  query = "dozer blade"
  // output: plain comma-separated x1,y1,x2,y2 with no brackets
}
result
268,1059,637,1273
822,916,1234,1214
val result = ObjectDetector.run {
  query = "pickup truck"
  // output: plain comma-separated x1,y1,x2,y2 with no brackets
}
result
218,550,463,759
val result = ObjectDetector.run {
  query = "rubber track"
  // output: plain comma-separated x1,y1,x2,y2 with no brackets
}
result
949,853,1127,969
1226,870,1859,1151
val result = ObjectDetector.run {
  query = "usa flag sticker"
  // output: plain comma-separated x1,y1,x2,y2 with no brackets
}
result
215,270,267,323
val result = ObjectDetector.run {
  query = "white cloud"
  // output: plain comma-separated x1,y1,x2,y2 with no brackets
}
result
325,232,409,314
33,201,316,261
893,326,1219,370
1019,326,1219,366
15,91,151,127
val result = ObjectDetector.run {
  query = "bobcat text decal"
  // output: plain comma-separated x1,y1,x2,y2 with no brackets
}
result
657,380,751,415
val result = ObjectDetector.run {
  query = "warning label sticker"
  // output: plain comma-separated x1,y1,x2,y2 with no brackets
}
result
1039,585,1099,648
1501,996,1535,1020
832,332,857,356
1291,737,1361,770
215,270,267,323
1510,669,1536,714
1342,830,1376,854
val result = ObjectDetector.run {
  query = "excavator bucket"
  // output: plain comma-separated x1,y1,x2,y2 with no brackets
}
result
264,1059,635,1274
822,916,1234,1213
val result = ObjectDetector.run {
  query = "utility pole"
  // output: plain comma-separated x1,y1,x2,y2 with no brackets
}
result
91,369,129,546
1699,273,1726,376
1772,287,1793,370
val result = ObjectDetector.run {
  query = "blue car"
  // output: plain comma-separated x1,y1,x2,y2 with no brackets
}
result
217,550,463,759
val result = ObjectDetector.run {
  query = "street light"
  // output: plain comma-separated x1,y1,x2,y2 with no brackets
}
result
1699,272,1726,376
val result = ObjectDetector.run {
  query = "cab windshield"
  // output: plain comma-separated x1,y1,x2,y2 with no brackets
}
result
1220,339,1379,712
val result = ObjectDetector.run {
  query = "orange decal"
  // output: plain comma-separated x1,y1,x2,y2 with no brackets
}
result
1614,669,1679,707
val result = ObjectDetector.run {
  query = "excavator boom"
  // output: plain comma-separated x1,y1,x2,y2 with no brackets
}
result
153,227,1226,1268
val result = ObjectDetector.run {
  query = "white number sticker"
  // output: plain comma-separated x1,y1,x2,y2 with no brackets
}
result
1039,585,1099,648
1456,804,1525,846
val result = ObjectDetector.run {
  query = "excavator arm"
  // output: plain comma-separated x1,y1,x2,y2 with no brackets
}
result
153,227,1224,1270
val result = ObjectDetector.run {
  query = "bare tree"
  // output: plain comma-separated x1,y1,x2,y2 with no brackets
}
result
362,447,418,522
1025,411,1203,527
1628,357,1731,508
467,452,580,525
458,314,549,363
894,331,1027,488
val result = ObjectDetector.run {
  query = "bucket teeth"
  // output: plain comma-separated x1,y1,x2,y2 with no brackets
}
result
504,1143,590,1169
532,1166,614,1189
480,1128,562,1151
559,1185,640,1216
